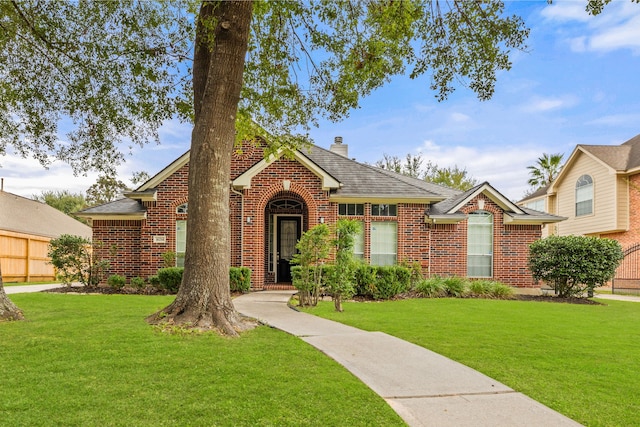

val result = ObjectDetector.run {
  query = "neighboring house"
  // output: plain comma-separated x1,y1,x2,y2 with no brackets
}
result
77,138,563,289
538,133,640,248
517,185,552,237
0,187,92,283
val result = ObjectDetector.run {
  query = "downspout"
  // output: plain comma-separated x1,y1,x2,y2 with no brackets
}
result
230,185,244,266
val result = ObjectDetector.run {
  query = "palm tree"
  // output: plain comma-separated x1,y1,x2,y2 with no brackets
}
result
527,153,564,189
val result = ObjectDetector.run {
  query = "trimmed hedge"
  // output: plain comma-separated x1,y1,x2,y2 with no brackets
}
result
230,267,251,293
157,267,183,293
353,265,411,300
156,266,251,294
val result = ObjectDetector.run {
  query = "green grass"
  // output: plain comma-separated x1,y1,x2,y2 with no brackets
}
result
303,298,640,427
1,294,404,427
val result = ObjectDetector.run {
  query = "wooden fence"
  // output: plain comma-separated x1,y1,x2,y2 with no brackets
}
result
0,229,55,283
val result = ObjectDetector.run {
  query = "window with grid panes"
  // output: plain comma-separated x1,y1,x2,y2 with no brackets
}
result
371,204,396,216
370,221,397,266
338,203,364,216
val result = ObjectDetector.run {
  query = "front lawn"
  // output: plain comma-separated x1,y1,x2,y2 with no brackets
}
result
1,294,404,426
304,297,640,426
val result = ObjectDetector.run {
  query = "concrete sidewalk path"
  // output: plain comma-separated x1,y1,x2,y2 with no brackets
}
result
234,291,581,427
5,283,63,294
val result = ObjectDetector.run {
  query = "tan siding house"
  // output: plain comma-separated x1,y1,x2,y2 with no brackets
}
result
528,134,640,249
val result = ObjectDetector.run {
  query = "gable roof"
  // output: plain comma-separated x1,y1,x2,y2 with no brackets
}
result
429,182,564,225
0,190,92,239
77,143,563,225
232,148,341,191
550,133,640,193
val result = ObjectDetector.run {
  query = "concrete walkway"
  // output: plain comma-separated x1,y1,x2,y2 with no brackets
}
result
234,291,581,427
4,283,64,294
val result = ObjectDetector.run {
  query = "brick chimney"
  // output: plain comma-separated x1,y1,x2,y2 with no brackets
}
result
329,136,348,158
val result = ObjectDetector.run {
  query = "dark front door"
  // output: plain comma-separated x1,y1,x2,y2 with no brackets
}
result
277,217,301,282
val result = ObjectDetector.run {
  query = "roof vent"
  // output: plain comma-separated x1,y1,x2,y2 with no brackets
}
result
330,136,348,158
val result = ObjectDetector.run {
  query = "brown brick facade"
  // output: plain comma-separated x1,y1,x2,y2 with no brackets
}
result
601,173,640,251
92,150,542,288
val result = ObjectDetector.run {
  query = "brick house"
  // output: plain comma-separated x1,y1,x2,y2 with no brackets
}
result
78,139,563,289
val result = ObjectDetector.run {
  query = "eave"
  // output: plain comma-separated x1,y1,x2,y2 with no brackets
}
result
425,214,467,224
329,195,445,204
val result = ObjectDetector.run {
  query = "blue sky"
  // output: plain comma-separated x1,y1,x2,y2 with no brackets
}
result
3,1,640,201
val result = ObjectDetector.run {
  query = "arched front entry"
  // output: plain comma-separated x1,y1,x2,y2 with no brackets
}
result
264,194,308,284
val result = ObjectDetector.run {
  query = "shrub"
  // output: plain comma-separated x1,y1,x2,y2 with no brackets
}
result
230,267,251,293
373,266,411,300
400,259,424,290
468,280,514,299
157,267,184,293
415,277,447,298
529,236,624,298
354,264,377,298
107,274,126,289
489,282,514,299
48,234,109,286
162,251,176,268
130,276,146,289
148,275,160,287
442,276,469,297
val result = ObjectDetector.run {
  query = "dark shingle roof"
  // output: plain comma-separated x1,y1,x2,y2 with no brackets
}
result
78,198,145,216
518,185,549,204
301,145,459,199
79,143,562,225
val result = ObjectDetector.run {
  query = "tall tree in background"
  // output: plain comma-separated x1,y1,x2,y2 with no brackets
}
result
375,153,477,191
0,0,542,329
527,153,564,190
424,164,478,191
85,174,130,206
33,190,87,222
375,153,424,178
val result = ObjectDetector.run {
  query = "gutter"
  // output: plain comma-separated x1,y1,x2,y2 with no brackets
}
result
230,185,244,266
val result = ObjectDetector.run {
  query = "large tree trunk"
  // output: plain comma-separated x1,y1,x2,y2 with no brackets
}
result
147,1,254,336
0,264,24,321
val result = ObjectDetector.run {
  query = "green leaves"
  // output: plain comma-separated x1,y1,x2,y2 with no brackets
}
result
528,235,624,297
0,1,193,174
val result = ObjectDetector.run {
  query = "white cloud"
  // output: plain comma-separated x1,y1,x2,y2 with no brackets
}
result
586,113,640,126
522,95,578,113
450,112,471,122
0,155,99,198
543,1,640,54
417,140,542,200
589,15,640,53
541,2,591,22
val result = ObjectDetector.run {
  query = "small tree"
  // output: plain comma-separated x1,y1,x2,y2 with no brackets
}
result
48,235,109,286
528,235,623,298
291,224,331,307
325,219,361,312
